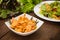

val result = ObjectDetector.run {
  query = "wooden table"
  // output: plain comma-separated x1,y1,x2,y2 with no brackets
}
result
0,12,60,40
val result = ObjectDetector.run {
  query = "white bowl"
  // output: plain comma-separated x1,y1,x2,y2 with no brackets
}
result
34,1,60,22
5,14,44,36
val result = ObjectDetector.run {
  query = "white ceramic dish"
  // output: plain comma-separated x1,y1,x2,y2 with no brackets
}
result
34,1,60,22
5,14,44,36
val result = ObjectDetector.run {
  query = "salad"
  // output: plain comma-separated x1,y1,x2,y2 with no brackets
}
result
0,0,42,18
40,1,60,20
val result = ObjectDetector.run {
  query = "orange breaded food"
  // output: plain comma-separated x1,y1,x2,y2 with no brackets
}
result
10,14,36,33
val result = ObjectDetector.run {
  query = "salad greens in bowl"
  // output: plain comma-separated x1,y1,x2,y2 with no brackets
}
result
34,1,60,22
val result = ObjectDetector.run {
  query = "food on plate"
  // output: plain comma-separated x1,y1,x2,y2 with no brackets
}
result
40,1,60,20
10,14,37,33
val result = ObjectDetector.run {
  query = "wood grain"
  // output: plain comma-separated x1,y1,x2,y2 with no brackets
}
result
0,19,10,38
0,5,60,40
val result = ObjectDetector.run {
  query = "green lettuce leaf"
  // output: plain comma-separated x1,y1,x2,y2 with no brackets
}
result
0,10,7,18
21,3,35,13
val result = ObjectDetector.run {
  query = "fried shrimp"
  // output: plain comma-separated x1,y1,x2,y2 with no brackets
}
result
10,14,36,33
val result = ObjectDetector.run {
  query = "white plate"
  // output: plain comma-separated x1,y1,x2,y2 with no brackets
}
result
5,14,44,36
34,1,60,22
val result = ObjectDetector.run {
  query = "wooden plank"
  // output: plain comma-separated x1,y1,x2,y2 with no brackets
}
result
0,21,60,40
0,20,10,38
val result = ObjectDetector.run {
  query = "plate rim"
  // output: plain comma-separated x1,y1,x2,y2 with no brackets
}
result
34,1,60,22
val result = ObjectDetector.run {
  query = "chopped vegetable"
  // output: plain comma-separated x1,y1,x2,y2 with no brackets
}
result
40,1,60,20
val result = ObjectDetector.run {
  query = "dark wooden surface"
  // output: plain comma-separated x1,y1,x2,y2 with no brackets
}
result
0,13,60,40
